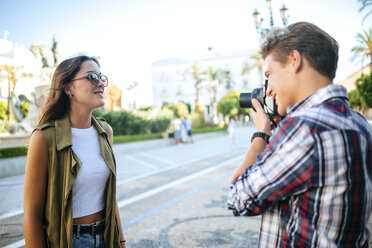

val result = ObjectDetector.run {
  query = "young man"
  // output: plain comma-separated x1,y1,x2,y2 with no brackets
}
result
228,22,372,247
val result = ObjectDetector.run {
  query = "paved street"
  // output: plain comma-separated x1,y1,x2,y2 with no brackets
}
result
1,124,371,248
0,126,261,248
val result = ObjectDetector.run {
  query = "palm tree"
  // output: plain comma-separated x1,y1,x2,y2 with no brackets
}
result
189,62,204,105
242,50,265,88
350,28,372,71
358,0,372,23
50,37,59,67
30,36,60,80
0,65,32,120
204,67,231,121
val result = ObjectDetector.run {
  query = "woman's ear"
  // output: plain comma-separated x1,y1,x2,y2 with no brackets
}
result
63,84,73,98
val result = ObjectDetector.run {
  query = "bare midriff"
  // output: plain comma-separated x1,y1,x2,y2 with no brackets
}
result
73,210,105,224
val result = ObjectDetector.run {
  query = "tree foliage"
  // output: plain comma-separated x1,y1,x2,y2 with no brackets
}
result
102,108,172,135
162,102,189,118
348,88,364,109
189,62,204,104
358,0,372,23
242,50,265,85
217,90,252,117
0,65,32,121
0,102,7,120
30,36,60,69
30,36,61,82
350,28,372,70
356,72,372,108
191,102,205,128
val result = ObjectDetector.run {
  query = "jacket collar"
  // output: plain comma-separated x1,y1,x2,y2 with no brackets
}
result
55,114,107,151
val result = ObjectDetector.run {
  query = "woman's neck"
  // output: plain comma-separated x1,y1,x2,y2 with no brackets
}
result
68,108,93,129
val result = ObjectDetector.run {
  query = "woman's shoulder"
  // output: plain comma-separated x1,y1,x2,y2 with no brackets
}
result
36,120,55,131
29,129,47,149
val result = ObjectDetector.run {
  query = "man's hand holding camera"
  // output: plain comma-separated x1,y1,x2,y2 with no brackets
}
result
251,99,272,135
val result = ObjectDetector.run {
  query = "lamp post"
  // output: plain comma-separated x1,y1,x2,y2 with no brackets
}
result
252,0,289,36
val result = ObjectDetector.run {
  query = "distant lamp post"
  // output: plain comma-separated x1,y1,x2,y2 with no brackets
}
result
252,0,289,36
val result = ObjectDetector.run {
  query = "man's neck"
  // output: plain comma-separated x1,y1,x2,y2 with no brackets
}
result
294,67,332,103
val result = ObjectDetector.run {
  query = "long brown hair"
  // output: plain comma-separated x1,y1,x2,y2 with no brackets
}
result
38,55,100,124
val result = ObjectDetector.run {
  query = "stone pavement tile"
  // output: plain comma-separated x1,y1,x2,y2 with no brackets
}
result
0,214,24,247
122,163,261,248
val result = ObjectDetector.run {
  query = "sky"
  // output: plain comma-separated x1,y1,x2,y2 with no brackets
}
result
0,0,370,106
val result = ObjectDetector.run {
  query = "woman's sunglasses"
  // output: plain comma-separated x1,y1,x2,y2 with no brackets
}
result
72,71,108,87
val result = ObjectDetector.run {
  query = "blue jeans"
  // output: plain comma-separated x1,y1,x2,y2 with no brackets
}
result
73,220,105,248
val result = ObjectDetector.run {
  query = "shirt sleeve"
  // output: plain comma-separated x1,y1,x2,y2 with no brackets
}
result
227,117,315,216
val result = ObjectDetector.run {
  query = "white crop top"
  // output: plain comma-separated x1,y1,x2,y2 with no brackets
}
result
71,125,110,218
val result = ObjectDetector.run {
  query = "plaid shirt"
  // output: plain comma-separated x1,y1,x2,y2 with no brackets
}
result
228,84,372,247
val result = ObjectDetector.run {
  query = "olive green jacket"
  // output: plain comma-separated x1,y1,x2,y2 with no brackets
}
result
36,114,120,247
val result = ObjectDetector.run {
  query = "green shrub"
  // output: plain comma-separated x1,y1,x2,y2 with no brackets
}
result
102,109,172,135
0,101,7,120
162,102,189,118
191,113,205,129
149,118,171,133
0,120,9,133
348,88,364,109
103,111,140,135
191,103,205,128
113,133,162,144
356,73,372,108
0,146,27,158
136,108,173,133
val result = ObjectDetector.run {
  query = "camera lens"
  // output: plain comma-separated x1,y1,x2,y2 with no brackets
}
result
239,92,253,108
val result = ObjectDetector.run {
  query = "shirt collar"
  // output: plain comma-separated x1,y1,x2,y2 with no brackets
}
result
55,114,107,151
286,84,349,114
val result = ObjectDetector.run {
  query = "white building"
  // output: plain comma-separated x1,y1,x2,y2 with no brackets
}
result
0,31,42,101
151,50,263,109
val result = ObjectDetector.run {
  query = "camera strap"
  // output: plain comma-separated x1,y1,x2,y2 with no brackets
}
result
269,115,277,128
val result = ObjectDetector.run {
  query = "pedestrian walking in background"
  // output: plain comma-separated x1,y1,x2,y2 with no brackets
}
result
183,116,193,143
227,116,236,144
228,22,372,247
171,116,183,145
24,55,126,247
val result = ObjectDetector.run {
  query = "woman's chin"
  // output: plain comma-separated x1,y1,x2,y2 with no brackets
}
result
93,101,105,110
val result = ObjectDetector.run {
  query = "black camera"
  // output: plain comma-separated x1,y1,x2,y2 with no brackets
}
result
239,80,278,116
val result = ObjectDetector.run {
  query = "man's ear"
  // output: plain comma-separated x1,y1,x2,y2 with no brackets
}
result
289,50,302,73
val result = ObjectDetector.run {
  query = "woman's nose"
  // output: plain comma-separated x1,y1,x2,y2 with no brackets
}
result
97,80,105,88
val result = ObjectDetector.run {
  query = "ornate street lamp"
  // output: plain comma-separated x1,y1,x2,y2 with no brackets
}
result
252,0,289,35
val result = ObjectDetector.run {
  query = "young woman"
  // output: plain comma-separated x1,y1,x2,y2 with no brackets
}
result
24,55,126,248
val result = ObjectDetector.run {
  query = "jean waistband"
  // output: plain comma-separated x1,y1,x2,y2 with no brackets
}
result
73,219,105,235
